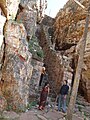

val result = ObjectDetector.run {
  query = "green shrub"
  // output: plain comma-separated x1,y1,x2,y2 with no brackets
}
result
28,36,44,58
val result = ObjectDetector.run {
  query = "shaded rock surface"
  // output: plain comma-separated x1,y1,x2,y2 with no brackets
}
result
29,59,43,102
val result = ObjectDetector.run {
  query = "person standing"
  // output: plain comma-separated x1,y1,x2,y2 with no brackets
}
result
38,82,50,110
58,80,69,113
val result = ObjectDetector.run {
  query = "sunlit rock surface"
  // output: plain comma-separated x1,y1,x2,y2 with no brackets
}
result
1,20,33,111
54,0,90,102
0,13,6,80
0,0,20,20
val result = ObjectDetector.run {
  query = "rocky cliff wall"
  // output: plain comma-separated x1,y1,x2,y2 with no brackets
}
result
2,20,33,111
54,0,90,102
0,0,37,112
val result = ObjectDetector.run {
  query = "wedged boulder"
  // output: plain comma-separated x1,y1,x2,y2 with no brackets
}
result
1,20,33,111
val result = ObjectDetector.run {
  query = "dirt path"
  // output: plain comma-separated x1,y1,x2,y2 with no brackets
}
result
1,107,85,120
19,108,84,120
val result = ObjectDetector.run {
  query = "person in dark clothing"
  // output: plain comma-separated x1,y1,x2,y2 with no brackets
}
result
58,80,69,113
39,64,46,87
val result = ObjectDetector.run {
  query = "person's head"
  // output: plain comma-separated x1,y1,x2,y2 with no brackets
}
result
44,82,49,87
63,80,68,85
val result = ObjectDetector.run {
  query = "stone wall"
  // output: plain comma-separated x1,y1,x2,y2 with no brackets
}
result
54,0,90,102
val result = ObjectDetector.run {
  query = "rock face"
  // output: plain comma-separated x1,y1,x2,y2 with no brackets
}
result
1,20,33,111
0,10,6,112
54,0,90,102
29,59,43,102
0,13,6,80
0,0,37,111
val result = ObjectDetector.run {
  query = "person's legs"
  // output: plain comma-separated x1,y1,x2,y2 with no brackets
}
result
58,95,62,111
62,96,66,113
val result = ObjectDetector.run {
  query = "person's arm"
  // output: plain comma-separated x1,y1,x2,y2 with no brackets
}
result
48,87,50,95
64,95,67,99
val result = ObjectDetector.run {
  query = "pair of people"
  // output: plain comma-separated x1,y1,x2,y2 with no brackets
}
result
38,64,69,112
38,80,69,112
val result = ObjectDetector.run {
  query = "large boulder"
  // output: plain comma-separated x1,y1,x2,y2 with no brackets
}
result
1,20,33,111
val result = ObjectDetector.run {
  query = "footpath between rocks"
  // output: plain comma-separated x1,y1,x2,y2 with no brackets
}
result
0,106,87,120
